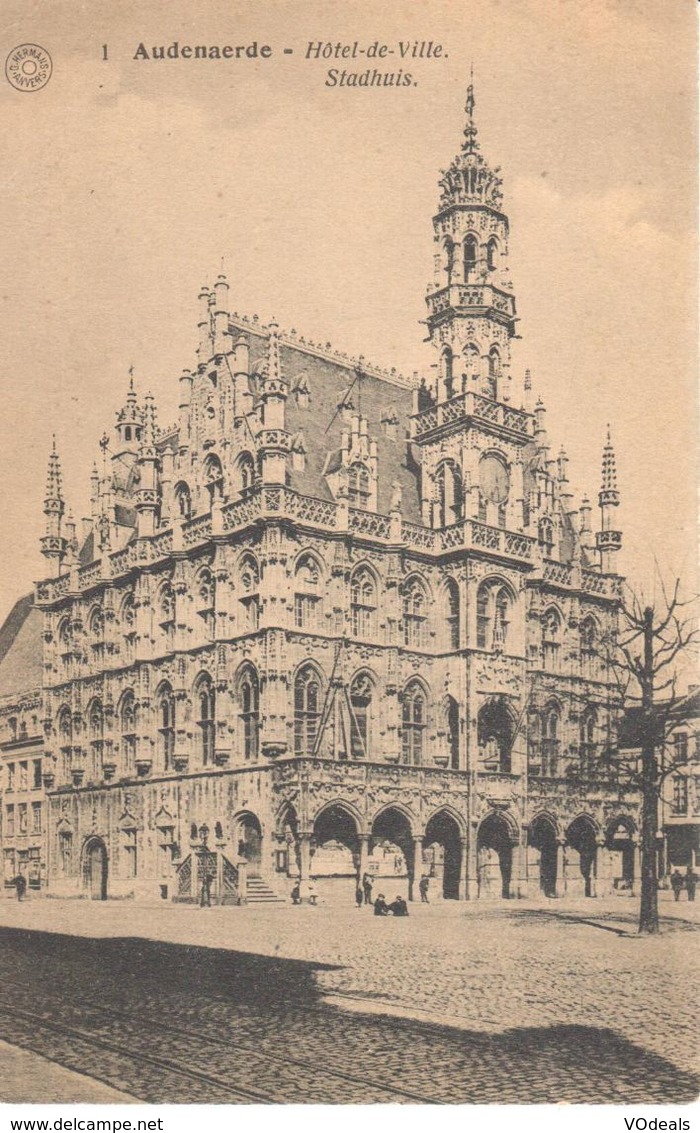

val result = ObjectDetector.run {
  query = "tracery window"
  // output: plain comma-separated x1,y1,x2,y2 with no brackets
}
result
120,692,137,774
444,696,460,769
294,665,322,757
195,675,215,766
476,581,511,651
350,566,377,638
294,555,322,631
238,453,255,496
541,703,561,777
579,708,597,777
88,700,103,781
486,237,498,271
444,578,460,650
402,578,428,648
538,518,554,558
435,462,464,527
238,666,259,762
348,463,370,509
542,608,562,670
204,454,224,505
401,681,427,765
157,683,175,771
349,672,373,759
239,556,261,632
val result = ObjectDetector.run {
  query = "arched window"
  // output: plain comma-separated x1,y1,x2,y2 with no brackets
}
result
57,705,72,782
463,342,480,381
445,696,460,769
294,665,322,756
402,682,428,765
195,675,215,766
238,667,259,762
157,683,175,771
121,593,136,663
120,691,137,774
403,577,428,648
538,518,554,558
57,617,72,675
542,608,561,669
88,607,104,661
204,454,224,505
443,238,455,284
350,672,373,759
444,579,460,650
442,348,454,401
157,583,175,651
174,483,192,520
88,700,103,780
476,581,511,651
486,237,498,271
351,566,377,638
579,708,597,777
196,568,215,639
238,453,255,496
294,555,322,631
580,615,598,675
239,555,260,632
463,234,478,277
542,703,560,776
485,347,499,398
348,462,370,509
435,462,464,527
478,698,514,773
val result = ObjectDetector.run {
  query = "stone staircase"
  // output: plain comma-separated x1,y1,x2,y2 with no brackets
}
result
245,877,286,904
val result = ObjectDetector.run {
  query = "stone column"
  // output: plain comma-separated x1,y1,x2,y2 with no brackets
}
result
358,833,370,883
631,838,641,897
459,836,468,900
555,839,566,898
594,836,608,898
410,836,423,902
468,820,479,899
298,831,312,902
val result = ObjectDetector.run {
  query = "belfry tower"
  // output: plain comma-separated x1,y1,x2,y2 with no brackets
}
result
426,83,517,405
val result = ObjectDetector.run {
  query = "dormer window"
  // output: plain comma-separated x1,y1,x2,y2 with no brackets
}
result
348,462,370,509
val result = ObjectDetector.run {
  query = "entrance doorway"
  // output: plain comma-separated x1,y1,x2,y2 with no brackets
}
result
477,811,515,898
528,815,558,897
237,814,263,878
82,837,108,900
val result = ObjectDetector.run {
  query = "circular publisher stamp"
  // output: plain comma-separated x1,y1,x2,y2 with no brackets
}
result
5,43,52,92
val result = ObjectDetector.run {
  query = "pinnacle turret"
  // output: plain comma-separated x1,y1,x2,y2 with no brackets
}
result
438,82,503,210
40,437,67,570
596,427,622,572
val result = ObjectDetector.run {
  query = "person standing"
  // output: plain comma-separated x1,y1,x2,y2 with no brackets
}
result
671,869,684,901
685,864,697,902
362,872,373,905
14,874,26,901
355,884,364,909
419,875,430,903
200,865,213,907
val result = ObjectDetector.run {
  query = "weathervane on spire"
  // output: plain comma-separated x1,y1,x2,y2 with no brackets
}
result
466,63,475,118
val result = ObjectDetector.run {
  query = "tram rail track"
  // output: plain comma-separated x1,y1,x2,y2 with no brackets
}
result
0,994,440,1104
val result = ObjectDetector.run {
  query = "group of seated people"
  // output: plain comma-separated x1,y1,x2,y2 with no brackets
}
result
373,893,408,916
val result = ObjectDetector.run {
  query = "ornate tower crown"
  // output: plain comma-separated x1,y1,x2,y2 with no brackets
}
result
438,83,503,210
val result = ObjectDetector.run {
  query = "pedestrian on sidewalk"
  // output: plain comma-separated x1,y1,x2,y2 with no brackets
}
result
671,869,684,901
419,875,430,903
14,874,26,901
685,865,697,902
200,867,213,907
355,884,364,908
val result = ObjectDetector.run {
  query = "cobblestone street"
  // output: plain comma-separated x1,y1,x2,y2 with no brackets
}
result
0,894,696,1104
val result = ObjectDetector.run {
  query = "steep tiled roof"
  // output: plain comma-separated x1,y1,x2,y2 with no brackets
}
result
0,595,43,698
239,325,424,523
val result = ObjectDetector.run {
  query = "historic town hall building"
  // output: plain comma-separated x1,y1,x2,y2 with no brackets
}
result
0,87,642,904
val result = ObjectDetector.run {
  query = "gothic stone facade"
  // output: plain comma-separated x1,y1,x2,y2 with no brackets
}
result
30,87,639,904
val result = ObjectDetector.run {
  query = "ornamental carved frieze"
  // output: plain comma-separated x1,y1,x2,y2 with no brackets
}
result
474,653,523,694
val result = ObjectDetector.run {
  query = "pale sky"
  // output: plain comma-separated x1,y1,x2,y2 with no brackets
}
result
0,0,696,620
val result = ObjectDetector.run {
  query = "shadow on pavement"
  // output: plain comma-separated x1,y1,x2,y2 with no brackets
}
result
0,926,695,1104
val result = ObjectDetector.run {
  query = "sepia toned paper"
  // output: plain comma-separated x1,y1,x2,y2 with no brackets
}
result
0,0,696,1113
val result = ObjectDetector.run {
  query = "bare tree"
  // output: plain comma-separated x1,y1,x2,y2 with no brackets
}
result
602,579,699,934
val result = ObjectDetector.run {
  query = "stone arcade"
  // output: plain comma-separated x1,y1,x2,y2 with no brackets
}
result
2,86,640,904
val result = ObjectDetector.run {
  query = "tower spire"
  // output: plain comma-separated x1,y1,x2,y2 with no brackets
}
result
596,426,622,572
40,436,67,571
